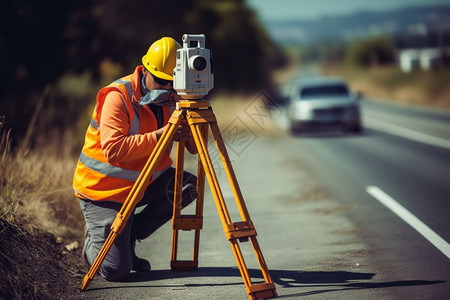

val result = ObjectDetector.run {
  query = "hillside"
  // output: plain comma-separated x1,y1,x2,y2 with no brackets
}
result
266,4,450,45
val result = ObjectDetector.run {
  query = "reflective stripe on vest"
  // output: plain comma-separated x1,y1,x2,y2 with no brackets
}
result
90,117,100,130
79,151,140,181
82,77,141,181
130,99,140,135
89,78,141,135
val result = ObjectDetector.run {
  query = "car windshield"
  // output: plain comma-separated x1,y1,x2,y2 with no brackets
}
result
300,84,349,98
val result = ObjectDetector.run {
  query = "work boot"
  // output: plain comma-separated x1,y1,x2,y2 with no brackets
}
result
131,238,151,272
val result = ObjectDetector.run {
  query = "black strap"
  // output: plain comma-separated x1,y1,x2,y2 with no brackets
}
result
148,104,164,129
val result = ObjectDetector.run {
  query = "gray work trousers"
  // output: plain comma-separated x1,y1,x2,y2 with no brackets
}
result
80,167,197,281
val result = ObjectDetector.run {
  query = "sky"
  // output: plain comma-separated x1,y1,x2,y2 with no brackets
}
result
246,0,450,22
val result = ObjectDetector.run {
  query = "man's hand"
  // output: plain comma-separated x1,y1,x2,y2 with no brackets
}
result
155,123,191,142
172,123,192,141
155,123,198,154
169,90,183,103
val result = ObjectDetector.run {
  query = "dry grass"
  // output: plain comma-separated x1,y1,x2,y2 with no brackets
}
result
0,119,83,240
1,118,86,298
328,65,450,109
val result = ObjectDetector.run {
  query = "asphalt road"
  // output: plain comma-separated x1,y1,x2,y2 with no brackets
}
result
79,97,450,299
275,98,450,299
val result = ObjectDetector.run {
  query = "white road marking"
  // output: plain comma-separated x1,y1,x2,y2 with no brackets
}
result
366,185,450,259
364,117,450,150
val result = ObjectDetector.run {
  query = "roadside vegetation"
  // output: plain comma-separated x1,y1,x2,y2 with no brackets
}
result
0,117,85,299
297,35,450,110
0,122,83,238
330,65,450,109
330,35,450,109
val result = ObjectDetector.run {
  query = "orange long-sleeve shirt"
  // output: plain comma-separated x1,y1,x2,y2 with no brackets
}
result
99,91,160,165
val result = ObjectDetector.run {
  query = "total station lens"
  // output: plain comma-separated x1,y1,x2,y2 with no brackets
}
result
192,56,207,71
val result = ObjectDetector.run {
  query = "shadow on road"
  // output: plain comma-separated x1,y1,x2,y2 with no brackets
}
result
266,269,445,298
290,127,373,139
87,267,445,297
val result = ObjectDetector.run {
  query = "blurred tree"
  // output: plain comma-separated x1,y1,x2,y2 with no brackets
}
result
0,0,286,145
92,0,286,91
345,35,396,68
0,0,102,144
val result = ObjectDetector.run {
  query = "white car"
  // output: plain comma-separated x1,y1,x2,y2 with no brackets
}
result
287,76,362,134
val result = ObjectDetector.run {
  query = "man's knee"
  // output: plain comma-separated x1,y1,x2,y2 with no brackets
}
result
84,227,133,281
99,257,132,281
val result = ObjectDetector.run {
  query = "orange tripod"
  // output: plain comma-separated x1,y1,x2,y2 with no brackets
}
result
81,100,277,300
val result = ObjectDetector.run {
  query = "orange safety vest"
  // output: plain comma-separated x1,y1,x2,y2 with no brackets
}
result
73,66,172,203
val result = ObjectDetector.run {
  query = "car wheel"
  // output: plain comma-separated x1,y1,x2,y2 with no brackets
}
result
352,121,362,134
341,123,351,134
342,122,362,134
290,123,301,135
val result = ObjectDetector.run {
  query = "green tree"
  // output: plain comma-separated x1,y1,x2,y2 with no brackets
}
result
1,0,103,143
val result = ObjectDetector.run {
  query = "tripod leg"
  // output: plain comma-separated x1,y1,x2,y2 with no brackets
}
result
118,118,179,220
82,112,183,291
210,122,276,294
186,117,276,299
171,140,185,266
210,123,250,221
170,124,207,270
190,122,232,228
188,123,254,287
167,104,276,299
193,124,207,263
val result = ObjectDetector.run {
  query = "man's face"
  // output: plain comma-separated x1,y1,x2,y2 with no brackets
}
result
143,68,173,91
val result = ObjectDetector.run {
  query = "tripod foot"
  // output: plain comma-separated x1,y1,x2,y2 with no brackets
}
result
248,282,277,299
81,274,92,291
170,260,199,271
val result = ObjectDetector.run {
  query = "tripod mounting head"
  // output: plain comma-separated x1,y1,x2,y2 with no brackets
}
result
173,34,214,100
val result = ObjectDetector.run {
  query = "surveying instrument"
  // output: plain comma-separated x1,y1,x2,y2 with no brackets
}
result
81,34,277,299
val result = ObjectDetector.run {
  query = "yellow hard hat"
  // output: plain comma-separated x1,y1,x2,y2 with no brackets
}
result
142,37,181,80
